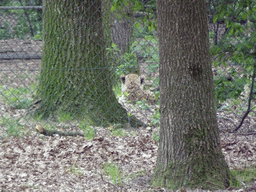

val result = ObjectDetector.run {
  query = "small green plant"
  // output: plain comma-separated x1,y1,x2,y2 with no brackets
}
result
79,122,95,140
134,21,155,38
150,109,160,127
146,62,159,74
33,34,42,40
127,169,146,180
65,161,83,177
58,112,75,122
13,19,31,38
154,90,160,101
231,166,256,188
133,35,159,62
107,35,159,78
118,50,140,76
21,184,39,189
0,117,28,137
111,128,127,137
107,43,140,76
0,22,11,39
0,86,33,109
3,1,42,39
34,113,44,121
103,162,122,185
152,132,159,142
214,75,246,106
32,22,43,40
113,84,122,98
136,100,150,110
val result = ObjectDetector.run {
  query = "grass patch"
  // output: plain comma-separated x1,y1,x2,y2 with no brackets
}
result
150,109,160,127
231,166,256,188
79,121,95,140
103,162,122,185
136,100,151,110
152,131,159,142
65,161,83,177
0,85,33,109
110,127,127,137
34,114,44,122
113,83,122,98
0,117,29,137
126,169,146,181
57,112,75,123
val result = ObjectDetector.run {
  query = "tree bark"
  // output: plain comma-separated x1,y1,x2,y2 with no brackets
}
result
111,1,134,55
152,0,237,190
102,0,140,84
35,0,143,127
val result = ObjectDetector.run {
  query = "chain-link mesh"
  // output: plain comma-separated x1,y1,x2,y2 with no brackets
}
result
0,0,255,190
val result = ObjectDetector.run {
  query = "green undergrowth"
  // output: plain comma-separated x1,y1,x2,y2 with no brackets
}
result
0,115,255,191
0,117,30,137
103,162,122,185
230,166,256,189
65,161,83,177
79,121,96,140
109,127,128,137
0,85,34,109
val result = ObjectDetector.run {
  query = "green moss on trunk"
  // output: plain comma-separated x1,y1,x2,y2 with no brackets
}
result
35,0,143,127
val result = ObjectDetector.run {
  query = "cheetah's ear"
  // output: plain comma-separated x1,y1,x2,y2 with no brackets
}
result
121,75,126,84
140,76,145,84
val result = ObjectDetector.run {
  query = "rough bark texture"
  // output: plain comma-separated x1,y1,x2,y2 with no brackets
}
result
152,0,237,190
108,1,140,76
111,1,134,55
112,18,133,54
36,0,143,127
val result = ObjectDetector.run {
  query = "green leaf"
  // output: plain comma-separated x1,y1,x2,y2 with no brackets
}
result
111,43,117,48
135,22,140,29
111,5,116,13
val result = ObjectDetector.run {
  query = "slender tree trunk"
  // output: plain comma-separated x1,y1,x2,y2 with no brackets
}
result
111,2,134,55
35,0,143,127
112,18,133,54
152,0,237,190
102,0,140,82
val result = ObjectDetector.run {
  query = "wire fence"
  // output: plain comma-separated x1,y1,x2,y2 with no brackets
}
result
0,0,256,191
0,1,255,134
0,0,255,157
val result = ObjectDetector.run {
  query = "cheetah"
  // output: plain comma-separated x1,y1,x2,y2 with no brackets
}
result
120,73,156,105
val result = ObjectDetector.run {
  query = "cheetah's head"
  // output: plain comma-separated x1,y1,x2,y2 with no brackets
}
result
120,73,145,94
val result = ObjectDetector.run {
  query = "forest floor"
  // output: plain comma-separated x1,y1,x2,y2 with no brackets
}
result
0,39,255,191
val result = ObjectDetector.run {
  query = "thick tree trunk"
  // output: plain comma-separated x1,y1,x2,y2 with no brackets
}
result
152,0,237,190
35,0,143,127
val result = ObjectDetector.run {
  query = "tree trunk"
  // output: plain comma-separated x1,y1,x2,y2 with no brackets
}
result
152,0,237,190
102,0,140,83
111,2,134,55
112,18,133,54
36,0,143,127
